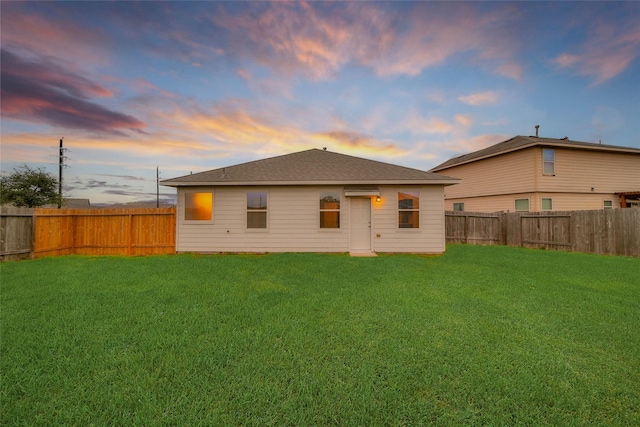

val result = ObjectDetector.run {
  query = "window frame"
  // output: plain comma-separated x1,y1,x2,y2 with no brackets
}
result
541,198,553,211
603,200,613,210
319,190,341,229
183,190,214,223
246,190,268,229
453,202,465,212
515,198,530,212
398,190,420,229
543,149,555,176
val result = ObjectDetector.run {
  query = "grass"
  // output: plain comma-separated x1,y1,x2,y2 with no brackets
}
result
1,245,639,426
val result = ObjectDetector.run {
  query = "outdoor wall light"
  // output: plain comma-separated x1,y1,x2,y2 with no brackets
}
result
376,196,381,202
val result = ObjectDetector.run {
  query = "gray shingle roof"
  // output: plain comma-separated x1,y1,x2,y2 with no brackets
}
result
162,149,459,186
430,135,640,171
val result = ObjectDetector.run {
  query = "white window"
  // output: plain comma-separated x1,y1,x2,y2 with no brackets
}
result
542,198,553,211
319,191,340,228
247,191,267,228
603,200,613,209
398,191,420,228
543,149,555,175
184,192,213,221
515,199,530,212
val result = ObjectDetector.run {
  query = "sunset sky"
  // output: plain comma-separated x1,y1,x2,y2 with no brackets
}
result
1,1,639,205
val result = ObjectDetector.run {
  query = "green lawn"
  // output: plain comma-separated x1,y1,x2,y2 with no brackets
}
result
1,245,638,426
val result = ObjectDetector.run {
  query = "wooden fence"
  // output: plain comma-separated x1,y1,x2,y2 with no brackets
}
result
35,208,176,257
0,207,176,260
2,207,637,259
446,209,640,257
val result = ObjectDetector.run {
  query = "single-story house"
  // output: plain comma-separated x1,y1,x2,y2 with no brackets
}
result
429,134,640,212
161,149,460,254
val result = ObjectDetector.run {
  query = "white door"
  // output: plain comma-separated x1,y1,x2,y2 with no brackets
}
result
350,198,371,251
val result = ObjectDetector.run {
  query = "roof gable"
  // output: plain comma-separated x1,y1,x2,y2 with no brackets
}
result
430,135,640,171
162,149,459,186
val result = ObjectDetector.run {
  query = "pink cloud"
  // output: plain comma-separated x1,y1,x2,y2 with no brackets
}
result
212,2,524,80
458,91,499,106
442,134,510,156
0,7,110,66
553,18,640,84
212,2,355,80
455,115,473,128
312,131,405,156
554,53,580,68
166,101,407,159
236,69,251,80
403,112,457,136
131,78,176,99
494,62,523,81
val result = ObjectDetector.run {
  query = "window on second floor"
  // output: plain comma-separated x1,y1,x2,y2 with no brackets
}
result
543,149,555,175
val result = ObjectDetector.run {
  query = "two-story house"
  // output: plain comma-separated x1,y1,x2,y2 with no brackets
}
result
429,134,640,212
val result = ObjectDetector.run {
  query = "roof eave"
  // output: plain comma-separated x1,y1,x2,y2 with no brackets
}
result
430,142,539,171
161,179,461,187
542,141,640,154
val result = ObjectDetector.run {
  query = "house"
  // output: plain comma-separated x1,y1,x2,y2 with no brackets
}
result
161,149,459,254
429,135,640,212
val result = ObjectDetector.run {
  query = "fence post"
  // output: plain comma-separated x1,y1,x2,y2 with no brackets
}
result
71,212,77,254
128,213,134,256
519,214,523,248
464,215,469,244
30,210,36,259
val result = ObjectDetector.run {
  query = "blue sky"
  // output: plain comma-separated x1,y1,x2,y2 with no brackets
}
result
1,1,638,205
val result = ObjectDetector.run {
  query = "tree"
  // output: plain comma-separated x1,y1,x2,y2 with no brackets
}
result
0,165,62,208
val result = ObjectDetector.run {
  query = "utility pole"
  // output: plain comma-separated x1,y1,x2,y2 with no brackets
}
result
58,137,64,208
156,166,160,208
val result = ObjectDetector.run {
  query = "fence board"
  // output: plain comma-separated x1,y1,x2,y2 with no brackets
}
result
446,213,502,245
521,214,571,251
0,207,35,261
446,209,639,257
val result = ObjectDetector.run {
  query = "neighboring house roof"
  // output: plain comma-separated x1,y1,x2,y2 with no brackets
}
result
430,135,640,172
162,149,460,186
62,198,92,208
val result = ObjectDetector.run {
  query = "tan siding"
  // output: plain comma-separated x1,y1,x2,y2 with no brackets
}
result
446,193,623,212
534,193,623,211
442,149,536,199
178,186,350,252
445,193,535,213
177,185,446,253
372,186,445,253
539,148,640,193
